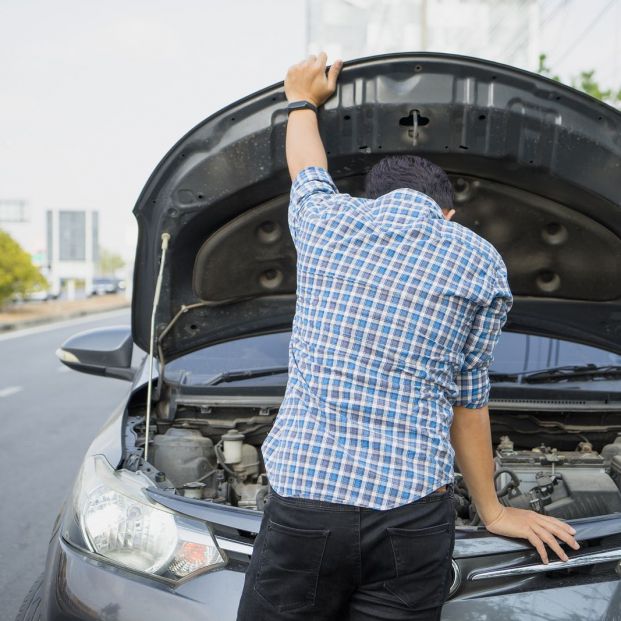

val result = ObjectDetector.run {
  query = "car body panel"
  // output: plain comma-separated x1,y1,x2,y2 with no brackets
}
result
41,529,621,621
130,52,621,360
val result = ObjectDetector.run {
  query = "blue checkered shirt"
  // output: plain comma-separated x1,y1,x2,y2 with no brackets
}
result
262,166,513,510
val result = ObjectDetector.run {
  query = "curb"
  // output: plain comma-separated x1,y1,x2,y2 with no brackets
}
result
0,302,131,334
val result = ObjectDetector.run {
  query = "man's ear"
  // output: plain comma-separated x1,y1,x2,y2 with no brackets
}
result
443,208,456,221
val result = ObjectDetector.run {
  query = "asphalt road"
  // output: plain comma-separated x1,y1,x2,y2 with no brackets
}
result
0,309,134,620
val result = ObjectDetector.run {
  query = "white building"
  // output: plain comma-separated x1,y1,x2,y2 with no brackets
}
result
307,0,541,71
46,209,99,296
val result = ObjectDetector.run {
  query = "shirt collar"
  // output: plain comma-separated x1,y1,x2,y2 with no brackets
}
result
385,188,445,220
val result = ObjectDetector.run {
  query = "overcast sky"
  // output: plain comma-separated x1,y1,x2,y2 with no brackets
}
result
1,0,619,261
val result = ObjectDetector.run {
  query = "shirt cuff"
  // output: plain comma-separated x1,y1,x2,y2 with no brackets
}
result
291,166,338,206
453,368,490,409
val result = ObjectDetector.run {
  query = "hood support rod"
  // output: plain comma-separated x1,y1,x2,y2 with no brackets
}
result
144,232,170,462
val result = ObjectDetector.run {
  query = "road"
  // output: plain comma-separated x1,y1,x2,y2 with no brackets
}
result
0,309,133,620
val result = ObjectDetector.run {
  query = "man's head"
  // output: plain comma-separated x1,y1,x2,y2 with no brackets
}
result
364,155,455,214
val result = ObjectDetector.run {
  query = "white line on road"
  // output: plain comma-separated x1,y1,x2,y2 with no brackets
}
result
0,308,130,343
0,386,23,398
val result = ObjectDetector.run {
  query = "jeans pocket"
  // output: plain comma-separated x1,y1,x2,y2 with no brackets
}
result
254,519,329,612
384,521,453,609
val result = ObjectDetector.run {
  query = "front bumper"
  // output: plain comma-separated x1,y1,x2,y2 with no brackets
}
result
41,534,244,621
41,529,621,621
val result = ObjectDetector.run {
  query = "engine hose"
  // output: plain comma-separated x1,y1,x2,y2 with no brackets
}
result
494,468,522,498
194,468,218,483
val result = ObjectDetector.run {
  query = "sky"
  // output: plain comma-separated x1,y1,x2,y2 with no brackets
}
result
0,0,307,261
1,0,619,262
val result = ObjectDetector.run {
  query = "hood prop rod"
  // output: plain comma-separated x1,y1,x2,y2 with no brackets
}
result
144,232,170,463
155,301,210,400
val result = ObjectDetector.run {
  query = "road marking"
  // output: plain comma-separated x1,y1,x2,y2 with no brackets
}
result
0,386,23,398
0,308,130,342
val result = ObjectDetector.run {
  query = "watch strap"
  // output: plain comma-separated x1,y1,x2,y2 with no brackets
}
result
287,100,318,115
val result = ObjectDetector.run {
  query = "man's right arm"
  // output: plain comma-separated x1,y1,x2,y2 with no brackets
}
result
450,264,580,563
451,404,579,564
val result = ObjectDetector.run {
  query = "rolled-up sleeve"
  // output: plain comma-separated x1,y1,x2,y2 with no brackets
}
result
453,264,513,409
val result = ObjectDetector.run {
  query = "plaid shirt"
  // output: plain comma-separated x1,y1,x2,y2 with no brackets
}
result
262,166,512,510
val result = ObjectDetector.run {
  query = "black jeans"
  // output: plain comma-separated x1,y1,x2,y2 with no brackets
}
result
237,484,456,621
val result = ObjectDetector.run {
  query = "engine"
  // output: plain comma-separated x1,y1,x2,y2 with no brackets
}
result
123,401,275,511
454,435,621,524
126,398,621,521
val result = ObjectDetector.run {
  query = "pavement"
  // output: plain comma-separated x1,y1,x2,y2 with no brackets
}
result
0,308,134,620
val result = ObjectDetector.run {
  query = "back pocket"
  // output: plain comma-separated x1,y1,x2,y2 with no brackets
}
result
384,521,452,609
254,519,329,612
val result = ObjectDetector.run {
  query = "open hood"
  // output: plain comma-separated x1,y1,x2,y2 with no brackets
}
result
132,52,621,361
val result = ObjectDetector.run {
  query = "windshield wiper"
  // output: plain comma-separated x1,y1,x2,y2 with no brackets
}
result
490,364,621,384
205,366,289,386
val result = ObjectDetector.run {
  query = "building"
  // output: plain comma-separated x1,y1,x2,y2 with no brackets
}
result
46,209,99,296
306,0,541,71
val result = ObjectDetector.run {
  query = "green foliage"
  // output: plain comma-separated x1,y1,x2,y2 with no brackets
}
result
537,53,621,107
571,70,621,106
537,53,560,81
97,247,125,275
0,230,47,307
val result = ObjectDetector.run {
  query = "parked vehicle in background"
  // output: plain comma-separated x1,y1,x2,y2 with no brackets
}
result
18,53,621,621
88,277,125,296
11,282,60,303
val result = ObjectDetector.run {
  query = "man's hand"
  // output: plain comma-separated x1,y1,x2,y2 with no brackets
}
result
285,52,343,107
484,505,580,564
284,52,342,180
451,405,580,564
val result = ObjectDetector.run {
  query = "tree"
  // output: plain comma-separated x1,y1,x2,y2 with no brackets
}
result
537,53,621,108
97,248,125,276
0,230,47,307
572,70,621,107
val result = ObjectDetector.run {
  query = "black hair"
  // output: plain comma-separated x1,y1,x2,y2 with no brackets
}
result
364,155,454,210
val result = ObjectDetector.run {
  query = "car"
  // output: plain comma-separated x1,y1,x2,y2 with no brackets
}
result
18,52,621,621
89,277,122,296
11,281,60,303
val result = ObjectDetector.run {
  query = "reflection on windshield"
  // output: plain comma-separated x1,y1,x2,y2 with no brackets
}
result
490,333,621,374
165,332,291,385
165,330,621,387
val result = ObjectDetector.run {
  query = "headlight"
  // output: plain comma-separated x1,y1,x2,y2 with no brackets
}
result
63,455,226,581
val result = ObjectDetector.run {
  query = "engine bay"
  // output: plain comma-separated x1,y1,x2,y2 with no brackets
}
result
123,398,621,524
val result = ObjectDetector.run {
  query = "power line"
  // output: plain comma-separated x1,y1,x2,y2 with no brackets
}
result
547,0,616,67
451,0,530,58
503,0,568,64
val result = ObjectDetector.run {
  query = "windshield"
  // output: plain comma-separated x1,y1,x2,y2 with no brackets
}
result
165,330,621,388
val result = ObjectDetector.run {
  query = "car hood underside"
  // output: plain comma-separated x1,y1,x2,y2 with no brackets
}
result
131,52,621,360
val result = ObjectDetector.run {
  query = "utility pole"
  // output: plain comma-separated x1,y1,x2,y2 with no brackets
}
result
420,0,428,50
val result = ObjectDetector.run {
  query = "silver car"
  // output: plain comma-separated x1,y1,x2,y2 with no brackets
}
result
19,52,621,621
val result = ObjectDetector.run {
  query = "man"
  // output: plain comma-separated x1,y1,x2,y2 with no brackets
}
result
237,53,579,621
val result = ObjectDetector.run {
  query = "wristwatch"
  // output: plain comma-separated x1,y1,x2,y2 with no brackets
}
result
287,100,318,115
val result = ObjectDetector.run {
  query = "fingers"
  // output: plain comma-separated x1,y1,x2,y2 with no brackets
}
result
327,59,343,91
537,514,577,536
317,51,327,67
527,531,549,565
534,516,580,550
531,523,570,562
